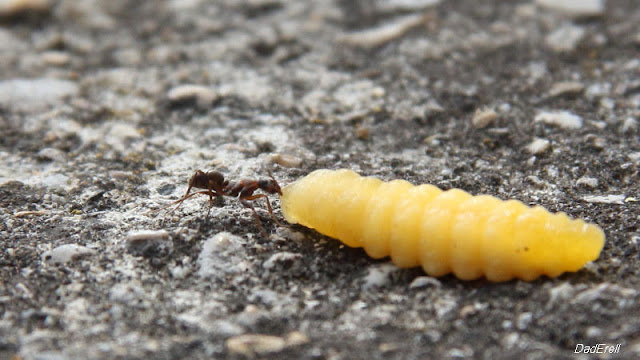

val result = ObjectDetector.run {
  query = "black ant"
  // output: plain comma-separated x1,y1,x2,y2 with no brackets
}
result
153,170,283,235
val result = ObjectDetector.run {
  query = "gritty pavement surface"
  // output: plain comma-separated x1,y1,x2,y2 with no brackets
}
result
1,0,639,359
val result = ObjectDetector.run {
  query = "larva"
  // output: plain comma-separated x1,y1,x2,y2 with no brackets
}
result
279,169,605,282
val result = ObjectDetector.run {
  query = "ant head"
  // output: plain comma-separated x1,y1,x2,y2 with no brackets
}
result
258,178,282,196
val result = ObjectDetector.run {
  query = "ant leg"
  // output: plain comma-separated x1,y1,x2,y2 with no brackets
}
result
149,184,193,214
239,198,268,237
151,190,216,215
242,194,283,226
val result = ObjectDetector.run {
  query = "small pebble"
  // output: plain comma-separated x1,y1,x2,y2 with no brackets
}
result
226,334,287,356
459,303,487,318
198,232,250,278
377,0,441,12
547,282,578,307
355,125,370,140
225,331,309,355
585,134,605,150
547,81,584,98
599,97,615,111
0,0,51,16
362,263,398,289
14,210,47,217
409,276,442,289
270,153,303,168
471,107,498,129
576,176,599,188
516,312,533,330
338,14,428,48
502,333,520,349
125,230,172,257
167,84,217,108
156,183,176,195
169,265,191,279
285,331,310,347
572,283,637,305
535,0,604,17
108,122,141,140
41,51,71,66
42,173,70,191
109,170,132,181
545,24,585,52
275,227,306,243
585,326,603,338
582,194,626,205
41,244,95,265
0,78,79,113
620,117,638,134
36,147,66,162
526,138,551,155
534,110,583,129
262,252,302,270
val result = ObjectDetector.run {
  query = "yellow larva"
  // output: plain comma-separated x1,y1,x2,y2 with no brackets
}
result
280,169,605,282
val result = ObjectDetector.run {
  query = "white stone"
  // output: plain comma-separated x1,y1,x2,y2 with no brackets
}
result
534,110,583,129
362,263,398,289
0,78,78,112
526,138,551,155
377,0,441,12
536,0,604,17
41,174,70,191
41,244,95,265
582,194,626,205
471,107,498,128
263,252,302,270
545,24,585,52
548,81,584,97
226,334,286,356
0,0,51,15
198,232,249,278
409,276,442,289
516,312,533,330
621,117,638,133
270,153,303,168
576,176,599,188
167,84,217,108
126,230,170,243
338,14,428,48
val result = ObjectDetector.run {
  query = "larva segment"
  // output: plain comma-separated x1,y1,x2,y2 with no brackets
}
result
419,189,473,277
482,200,530,282
280,169,606,282
450,195,503,280
389,184,442,268
360,179,414,259
333,176,384,247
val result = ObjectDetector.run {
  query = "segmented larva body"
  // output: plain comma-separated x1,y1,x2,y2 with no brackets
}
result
280,169,605,282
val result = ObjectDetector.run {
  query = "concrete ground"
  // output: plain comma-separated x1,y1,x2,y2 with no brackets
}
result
1,0,639,359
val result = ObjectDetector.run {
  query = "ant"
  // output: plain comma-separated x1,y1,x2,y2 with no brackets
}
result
153,170,283,235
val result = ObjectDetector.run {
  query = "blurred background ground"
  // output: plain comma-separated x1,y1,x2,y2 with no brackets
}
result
0,0,639,359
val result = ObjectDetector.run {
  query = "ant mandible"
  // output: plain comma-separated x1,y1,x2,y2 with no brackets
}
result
153,170,283,234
